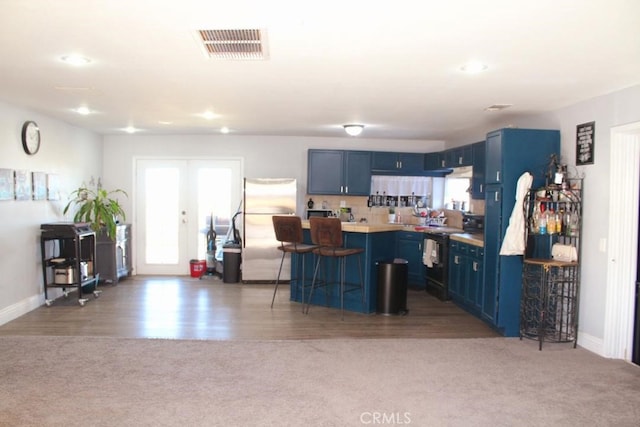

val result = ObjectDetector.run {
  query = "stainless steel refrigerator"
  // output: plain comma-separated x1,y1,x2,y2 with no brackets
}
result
242,178,296,282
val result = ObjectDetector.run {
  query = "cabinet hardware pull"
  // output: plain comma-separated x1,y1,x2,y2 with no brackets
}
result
480,184,483,193
494,192,499,202
473,261,478,271
496,171,500,181
454,255,459,264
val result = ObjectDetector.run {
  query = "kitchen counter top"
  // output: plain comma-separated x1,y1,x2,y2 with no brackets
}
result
450,232,484,247
301,220,465,234
301,220,484,246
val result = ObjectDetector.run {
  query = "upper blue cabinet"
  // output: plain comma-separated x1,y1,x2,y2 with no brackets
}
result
424,152,447,171
307,149,371,195
444,145,473,168
470,141,486,199
371,152,426,175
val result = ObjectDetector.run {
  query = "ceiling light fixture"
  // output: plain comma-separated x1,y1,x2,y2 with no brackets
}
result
201,111,219,120
61,54,91,66
220,127,230,134
75,106,91,115
343,124,364,136
460,61,488,74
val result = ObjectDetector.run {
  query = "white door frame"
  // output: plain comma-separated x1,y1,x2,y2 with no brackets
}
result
604,121,640,360
133,156,243,275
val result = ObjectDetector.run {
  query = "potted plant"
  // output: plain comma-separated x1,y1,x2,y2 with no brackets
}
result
388,206,396,223
63,186,128,240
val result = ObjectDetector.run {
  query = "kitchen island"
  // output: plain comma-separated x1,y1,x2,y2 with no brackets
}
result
291,221,481,314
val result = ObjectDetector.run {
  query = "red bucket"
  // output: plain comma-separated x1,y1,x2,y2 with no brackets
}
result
189,260,206,278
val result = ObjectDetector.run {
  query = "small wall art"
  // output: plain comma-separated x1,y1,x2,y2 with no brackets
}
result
47,173,60,201
14,170,31,201
32,171,47,200
576,121,595,165
0,168,13,201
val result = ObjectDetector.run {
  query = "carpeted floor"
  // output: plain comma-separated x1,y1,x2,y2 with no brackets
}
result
1,336,639,426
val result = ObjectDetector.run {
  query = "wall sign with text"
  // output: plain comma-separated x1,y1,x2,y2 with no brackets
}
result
576,121,595,165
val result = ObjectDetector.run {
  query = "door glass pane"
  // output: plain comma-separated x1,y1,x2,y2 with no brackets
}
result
197,168,232,261
145,167,179,264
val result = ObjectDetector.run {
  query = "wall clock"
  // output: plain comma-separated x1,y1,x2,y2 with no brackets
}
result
21,121,41,155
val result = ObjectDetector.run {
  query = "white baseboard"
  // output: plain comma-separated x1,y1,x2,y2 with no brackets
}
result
578,331,605,357
0,294,43,326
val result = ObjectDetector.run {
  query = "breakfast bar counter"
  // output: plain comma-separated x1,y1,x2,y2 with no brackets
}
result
292,221,481,314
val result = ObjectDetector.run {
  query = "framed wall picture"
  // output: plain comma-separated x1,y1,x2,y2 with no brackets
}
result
576,121,595,165
32,171,47,200
0,168,13,201
14,170,31,201
47,173,60,201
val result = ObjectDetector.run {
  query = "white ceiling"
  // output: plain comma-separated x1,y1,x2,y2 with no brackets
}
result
1,0,639,140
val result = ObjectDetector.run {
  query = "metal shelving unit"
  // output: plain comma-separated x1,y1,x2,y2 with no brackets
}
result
520,178,582,350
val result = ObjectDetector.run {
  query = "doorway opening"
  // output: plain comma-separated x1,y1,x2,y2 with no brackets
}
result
135,158,242,276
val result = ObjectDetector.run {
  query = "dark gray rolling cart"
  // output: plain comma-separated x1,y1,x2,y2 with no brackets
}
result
40,223,101,306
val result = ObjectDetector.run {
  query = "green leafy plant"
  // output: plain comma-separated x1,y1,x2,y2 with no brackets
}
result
388,206,396,214
63,187,128,240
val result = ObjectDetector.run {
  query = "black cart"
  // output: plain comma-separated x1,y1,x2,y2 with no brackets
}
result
40,223,101,306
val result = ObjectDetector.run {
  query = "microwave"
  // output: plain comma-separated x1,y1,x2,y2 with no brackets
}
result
462,213,485,233
307,209,333,219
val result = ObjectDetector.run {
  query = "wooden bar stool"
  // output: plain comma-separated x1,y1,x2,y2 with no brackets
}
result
305,217,365,319
271,215,317,310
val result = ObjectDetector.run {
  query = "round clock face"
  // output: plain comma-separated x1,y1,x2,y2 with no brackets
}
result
21,121,41,155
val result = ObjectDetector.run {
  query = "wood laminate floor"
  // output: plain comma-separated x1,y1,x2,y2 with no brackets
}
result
0,275,500,340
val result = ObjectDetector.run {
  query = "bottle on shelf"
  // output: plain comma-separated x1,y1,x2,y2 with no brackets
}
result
570,209,580,237
531,202,540,233
547,208,556,235
538,203,547,235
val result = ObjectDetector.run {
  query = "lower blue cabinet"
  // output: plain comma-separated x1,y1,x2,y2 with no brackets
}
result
395,231,426,289
448,240,484,315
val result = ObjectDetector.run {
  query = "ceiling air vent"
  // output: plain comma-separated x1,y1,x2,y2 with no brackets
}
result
196,29,268,60
484,104,512,112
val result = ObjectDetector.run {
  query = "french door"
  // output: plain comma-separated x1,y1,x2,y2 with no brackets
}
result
135,158,242,275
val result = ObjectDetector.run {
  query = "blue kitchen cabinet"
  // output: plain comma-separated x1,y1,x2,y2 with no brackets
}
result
371,152,426,175
307,149,371,195
448,240,483,315
471,141,486,199
445,145,473,168
482,185,500,324
447,240,466,300
481,128,560,336
395,231,426,289
467,245,484,313
424,152,446,171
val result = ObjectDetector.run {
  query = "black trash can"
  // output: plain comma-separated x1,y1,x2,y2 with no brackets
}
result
376,258,408,315
222,242,242,283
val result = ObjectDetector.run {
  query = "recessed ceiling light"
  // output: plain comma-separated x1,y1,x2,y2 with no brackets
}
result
75,106,91,115
61,54,91,66
460,61,488,74
220,127,230,134
201,111,220,120
158,120,173,125
124,126,138,134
